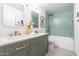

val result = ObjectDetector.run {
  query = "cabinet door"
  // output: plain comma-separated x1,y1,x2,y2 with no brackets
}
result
4,43,17,56
30,35,48,56
30,38,39,56
37,35,48,55
40,35,48,55
0,46,5,56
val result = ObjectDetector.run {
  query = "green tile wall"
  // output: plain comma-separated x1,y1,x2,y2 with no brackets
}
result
45,14,49,33
46,4,74,38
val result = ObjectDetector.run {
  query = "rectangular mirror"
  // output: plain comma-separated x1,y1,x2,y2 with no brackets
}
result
3,3,24,27
31,11,39,28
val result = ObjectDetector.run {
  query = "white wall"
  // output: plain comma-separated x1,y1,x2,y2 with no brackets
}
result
74,3,79,55
0,3,46,37
49,35,74,51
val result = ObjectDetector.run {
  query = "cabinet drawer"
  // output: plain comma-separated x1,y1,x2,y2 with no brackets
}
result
4,40,29,56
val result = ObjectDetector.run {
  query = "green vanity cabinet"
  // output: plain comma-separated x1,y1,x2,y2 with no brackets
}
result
0,34,48,56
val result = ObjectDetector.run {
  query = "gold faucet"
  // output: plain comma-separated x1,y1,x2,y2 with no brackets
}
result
9,31,21,37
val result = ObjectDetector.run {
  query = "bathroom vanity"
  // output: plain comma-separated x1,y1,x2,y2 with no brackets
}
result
0,33,48,56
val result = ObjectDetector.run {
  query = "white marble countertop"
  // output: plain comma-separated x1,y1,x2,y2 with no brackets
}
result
0,33,48,47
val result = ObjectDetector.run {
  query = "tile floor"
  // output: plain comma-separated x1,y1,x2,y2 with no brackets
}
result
46,42,76,56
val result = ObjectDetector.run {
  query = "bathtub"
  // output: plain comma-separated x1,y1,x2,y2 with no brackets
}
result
48,35,74,51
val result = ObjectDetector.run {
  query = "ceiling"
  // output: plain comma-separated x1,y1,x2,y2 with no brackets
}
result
38,3,74,15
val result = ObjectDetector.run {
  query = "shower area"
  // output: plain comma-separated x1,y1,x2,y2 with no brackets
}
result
45,3,74,51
